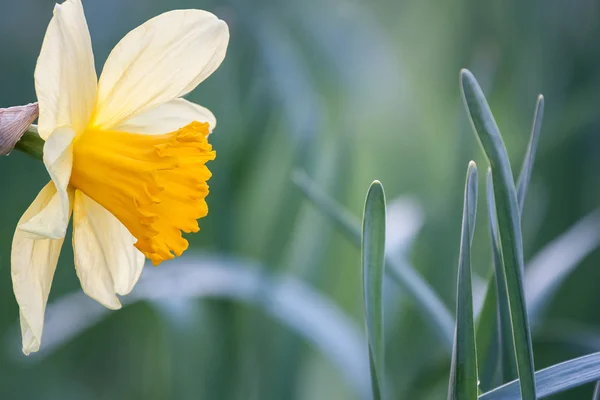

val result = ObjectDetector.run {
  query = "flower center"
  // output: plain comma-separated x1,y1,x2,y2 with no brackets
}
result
70,121,215,265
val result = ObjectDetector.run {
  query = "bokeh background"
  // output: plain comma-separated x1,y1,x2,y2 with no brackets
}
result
1,0,600,399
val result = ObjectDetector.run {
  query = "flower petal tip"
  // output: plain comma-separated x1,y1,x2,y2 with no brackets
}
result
17,219,67,240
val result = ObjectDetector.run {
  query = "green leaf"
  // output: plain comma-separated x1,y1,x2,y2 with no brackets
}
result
488,169,519,385
293,169,455,351
461,69,536,399
292,170,361,244
476,95,543,390
593,381,600,400
362,180,387,400
479,352,600,399
448,162,479,400
476,278,500,391
478,207,600,389
516,95,544,211
267,142,351,400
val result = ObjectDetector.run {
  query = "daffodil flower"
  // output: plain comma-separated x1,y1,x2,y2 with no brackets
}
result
11,0,229,354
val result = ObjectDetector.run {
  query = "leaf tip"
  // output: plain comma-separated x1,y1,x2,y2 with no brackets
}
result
537,94,544,105
459,68,475,87
368,180,385,199
467,160,478,174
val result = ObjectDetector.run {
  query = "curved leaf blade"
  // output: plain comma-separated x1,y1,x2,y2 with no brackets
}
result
593,381,600,400
448,162,479,400
476,95,543,390
292,170,360,242
479,352,600,399
461,69,536,399
294,169,455,350
516,95,544,211
362,180,387,400
488,170,518,385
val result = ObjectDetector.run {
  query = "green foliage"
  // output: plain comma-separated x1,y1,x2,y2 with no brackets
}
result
447,162,479,400
461,69,536,399
593,381,600,400
479,352,600,399
362,181,387,399
483,169,517,386
294,169,454,350
476,94,543,389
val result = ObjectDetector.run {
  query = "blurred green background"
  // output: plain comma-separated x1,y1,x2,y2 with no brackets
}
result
1,0,600,399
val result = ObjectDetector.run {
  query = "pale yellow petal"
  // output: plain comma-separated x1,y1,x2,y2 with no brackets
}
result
93,10,229,130
112,98,216,135
19,126,75,239
12,182,66,355
34,0,97,139
72,191,145,308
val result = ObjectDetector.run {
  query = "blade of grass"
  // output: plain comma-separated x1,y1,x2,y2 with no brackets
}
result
475,278,500,391
489,170,518,385
268,139,352,400
516,95,544,211
475,96,543,390
476,94,543,386
461,69,536,399
448,162,479,400
292,170,360,238
593,381,600,400
479,352,600,399
293,169,455,350
362,181,387,400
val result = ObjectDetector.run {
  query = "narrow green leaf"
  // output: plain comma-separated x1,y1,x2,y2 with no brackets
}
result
479,208,600,388
592,381,600,400
488,169,518,384
475,279,500,391
385,257,455,351
292,169,361,244
268,142,351,400
293,169,455,350
479,352,600,399
461,69,536,399
362,180,386,400
477,96,544,389
448,162,479,400
516,95,544,211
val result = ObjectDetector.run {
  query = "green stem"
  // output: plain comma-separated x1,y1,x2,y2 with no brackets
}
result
13,124,43,161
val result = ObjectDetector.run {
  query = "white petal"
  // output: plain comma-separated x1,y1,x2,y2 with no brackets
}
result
19,126,75,239
72,191,145,308
112,98,216,135
12,182,66,355
34,0,97,139
93,10,229,130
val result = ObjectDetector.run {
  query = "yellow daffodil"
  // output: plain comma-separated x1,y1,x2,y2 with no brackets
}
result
11,0,229,354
